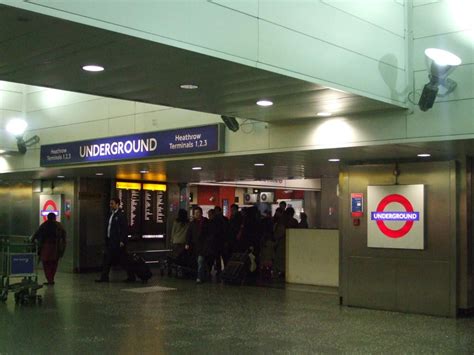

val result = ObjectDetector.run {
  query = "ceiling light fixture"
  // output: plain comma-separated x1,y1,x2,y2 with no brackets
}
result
192,166,202,171
95,172,104,176
317,112,332,117
328,158,340,162
254,163,265,167
140,170,149,174
82,65,104,72
418,48,462,112
180,84,199,90
417,153,431,157
5,118,40,154
57,175,65,178
256,100,273,107
6,118,27,137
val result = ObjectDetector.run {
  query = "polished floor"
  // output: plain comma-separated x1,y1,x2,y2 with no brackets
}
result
1,270,474,354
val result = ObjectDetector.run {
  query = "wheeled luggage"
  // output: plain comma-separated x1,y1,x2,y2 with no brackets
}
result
166,249,197,279
221,253,249,285
128,253,152,282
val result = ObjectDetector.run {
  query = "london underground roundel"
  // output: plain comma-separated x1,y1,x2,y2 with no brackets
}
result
39,195,62,224
367,185,424,250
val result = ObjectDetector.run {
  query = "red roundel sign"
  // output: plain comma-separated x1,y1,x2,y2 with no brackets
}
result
368,185,423,250
375,194,414,238
41,199,59,222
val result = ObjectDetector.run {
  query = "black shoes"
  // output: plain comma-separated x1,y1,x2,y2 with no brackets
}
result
123,278,136,283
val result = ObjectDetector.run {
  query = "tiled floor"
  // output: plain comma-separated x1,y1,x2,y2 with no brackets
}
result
1,271,473,354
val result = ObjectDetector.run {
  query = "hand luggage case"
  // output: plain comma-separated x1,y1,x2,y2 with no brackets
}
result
221,253,249,285
128,253,153,282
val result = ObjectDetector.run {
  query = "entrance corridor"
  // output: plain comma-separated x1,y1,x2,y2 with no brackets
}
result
1,271,473,354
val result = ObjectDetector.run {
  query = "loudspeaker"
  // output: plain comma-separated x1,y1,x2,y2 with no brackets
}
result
221,115,239,132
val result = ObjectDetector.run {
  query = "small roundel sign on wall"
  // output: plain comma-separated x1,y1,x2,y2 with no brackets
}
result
367,185,424,250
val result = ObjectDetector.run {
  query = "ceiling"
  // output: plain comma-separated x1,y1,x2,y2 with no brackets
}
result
0,5,463,185
0,139,467,183
0,4,403,123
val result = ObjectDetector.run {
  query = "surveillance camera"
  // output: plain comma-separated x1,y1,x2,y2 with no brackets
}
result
418,83,438,112
220,115,239,132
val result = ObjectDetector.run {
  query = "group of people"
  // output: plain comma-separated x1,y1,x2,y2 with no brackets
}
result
171,201,309,283
31,197,309,286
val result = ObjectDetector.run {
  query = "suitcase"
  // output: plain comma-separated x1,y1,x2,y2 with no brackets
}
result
221,253,249,285
128,253,153,282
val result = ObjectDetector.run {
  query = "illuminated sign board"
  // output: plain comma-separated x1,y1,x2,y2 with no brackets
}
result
367,185,424,250
40,124,224,167
116,182,142,190
39,194,62,224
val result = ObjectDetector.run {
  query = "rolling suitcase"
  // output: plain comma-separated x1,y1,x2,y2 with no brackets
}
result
128,253,153,283
221,253,249,285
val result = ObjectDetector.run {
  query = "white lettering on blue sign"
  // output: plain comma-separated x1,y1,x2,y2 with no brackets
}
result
79,138,158,158
371,212,419,221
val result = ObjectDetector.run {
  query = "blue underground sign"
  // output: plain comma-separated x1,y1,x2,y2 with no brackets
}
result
40,124,224,166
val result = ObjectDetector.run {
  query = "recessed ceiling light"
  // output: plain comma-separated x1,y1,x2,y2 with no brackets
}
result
317,112,332,117
57,175,65,178
95,172,104,176
140,170,149,174
180,84,199,90
328,158,340,162
256,100,273,107
192,166,202,171
254,163,265,167
82,65,104,72
417,153,431,157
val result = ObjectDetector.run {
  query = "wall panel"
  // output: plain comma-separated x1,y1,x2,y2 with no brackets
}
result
340,161,457,317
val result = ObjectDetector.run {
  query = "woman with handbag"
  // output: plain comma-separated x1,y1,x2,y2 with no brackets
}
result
32,212,67,285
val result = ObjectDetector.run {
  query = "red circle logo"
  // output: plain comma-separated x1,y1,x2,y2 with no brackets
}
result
375,194,414,239
42,200,58,222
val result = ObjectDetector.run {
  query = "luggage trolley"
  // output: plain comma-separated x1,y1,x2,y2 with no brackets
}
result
0,235,42,305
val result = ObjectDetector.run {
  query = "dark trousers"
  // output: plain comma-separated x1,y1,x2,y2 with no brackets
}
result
42,260,59,283
100,247,134,280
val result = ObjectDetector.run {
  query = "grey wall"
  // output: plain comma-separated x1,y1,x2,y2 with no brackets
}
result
0,181,34,236
303,191,317,228
76,178,110,272
315,178,339,229
0,179,77,273
339,161,457,317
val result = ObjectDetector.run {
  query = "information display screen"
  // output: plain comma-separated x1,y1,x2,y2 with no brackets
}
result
117,187,142,237
116,182,167,239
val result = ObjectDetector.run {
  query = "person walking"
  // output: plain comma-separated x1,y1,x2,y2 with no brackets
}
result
32,212,66,286
185,206,211,283
96,198,135,283
170,209,190,257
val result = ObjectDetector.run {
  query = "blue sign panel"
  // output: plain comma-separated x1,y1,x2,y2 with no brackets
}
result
40,124,224,166
11,254,35,275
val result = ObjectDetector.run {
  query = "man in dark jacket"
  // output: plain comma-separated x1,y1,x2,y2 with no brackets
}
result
213,206,229,270
96,198,134,282
228,204,242,256
185,206,211,283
